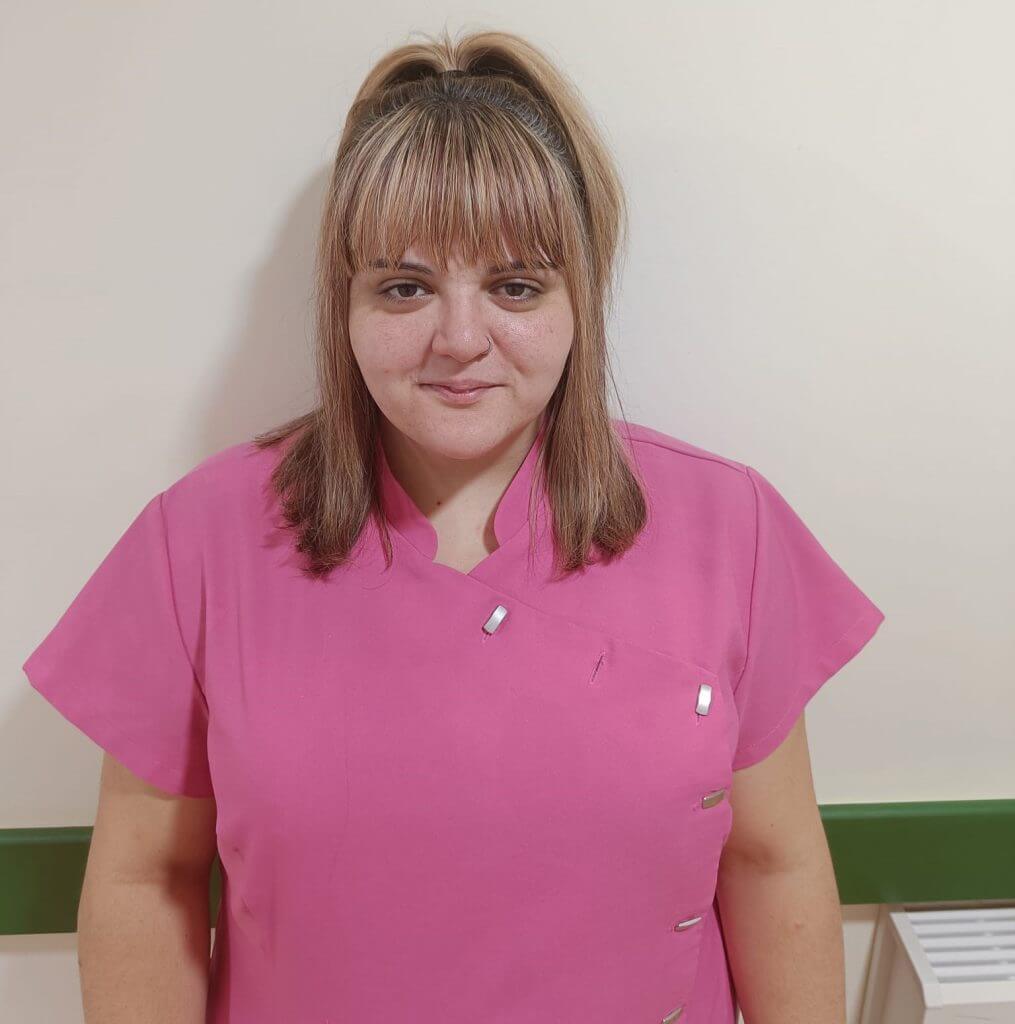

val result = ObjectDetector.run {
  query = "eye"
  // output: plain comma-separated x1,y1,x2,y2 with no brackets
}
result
380,282,429,302
496,281,541,302
378,280,541,304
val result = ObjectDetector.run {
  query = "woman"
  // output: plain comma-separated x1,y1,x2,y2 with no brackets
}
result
22,27,885,1024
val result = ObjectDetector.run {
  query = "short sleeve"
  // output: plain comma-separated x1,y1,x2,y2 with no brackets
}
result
731,465,886,771
21,490,214,797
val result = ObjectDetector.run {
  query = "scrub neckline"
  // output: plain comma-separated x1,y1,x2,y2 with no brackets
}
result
375,416,549,582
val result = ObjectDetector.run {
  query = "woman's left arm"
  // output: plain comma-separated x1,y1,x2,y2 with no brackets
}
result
716,713,847,1024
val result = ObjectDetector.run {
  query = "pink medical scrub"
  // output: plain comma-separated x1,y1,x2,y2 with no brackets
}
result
22,416,885,1023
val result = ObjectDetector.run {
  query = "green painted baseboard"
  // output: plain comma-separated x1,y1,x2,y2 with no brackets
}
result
2,801,1013,935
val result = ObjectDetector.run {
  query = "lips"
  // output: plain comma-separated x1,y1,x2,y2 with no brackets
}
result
420,382,500,405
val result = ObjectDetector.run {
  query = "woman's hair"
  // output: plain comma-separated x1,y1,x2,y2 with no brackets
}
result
253,26,647,580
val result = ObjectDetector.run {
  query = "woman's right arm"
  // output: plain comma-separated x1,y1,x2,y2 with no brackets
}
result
76,752,219,1023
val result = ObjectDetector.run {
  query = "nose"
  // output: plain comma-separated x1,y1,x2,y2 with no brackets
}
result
431,294,494,361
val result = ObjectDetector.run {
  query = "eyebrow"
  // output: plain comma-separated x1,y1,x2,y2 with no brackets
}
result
367,258,554,275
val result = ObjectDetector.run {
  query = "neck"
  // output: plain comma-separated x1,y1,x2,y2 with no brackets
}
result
379,416,544,532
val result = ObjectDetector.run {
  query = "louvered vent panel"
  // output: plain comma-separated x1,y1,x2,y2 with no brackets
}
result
907,908,1015,983
860,905,1015,1024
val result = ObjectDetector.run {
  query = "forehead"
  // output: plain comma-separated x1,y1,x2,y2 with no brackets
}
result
344,184,565,278
364,247,556,276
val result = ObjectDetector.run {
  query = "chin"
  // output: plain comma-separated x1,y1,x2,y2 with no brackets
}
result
399,415,528,460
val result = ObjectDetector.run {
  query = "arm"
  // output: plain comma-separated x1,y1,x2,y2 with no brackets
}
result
716,714,846,1024
76,753,219,1023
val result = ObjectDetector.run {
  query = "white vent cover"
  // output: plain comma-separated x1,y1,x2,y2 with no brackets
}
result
861,905,1015,1024
905,907,1015,985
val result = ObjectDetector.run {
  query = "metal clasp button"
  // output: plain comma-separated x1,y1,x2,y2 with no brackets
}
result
661,1005,684,1022
701,788,726,809
482,605,508,634
695,683,712,715
674,915,703,931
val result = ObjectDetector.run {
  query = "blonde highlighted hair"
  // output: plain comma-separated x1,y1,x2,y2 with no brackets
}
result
254,27,647,578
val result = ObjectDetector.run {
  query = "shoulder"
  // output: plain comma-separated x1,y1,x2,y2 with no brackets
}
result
612,418,756,520
158,435,290,537
614,418,747,474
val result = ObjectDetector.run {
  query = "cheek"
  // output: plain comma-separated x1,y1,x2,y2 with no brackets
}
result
500,306,573,373
349,317,425,384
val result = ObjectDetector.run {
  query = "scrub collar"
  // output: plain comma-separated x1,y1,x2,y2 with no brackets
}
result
376,417,549,562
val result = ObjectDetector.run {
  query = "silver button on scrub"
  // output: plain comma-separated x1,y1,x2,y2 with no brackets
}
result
695,683,712,715
482,605,508,634
661,1004,684,1022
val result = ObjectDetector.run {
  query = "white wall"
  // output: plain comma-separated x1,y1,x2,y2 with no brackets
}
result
3,4,1013,1022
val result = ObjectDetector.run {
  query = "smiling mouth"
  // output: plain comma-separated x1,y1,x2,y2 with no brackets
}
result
420,382,501,402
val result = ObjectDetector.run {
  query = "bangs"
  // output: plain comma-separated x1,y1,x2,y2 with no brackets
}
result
341,102,581,278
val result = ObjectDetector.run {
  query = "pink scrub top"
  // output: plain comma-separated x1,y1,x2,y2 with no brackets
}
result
21,417,885,1023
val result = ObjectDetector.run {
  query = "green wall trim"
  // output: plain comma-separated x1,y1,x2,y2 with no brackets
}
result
820,799,1014,904
2,800,1013,934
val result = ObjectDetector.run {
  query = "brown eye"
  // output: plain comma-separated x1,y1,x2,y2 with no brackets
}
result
497,282,540,302
380,282,429,302
378,280,539,304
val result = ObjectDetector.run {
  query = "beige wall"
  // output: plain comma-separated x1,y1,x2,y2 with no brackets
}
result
3,4,1012,1022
